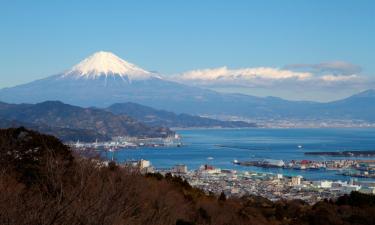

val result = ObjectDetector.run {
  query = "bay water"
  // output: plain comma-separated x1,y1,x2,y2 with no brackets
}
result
110,128,375,181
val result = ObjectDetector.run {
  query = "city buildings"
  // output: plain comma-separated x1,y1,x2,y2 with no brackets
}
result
118,159,374,204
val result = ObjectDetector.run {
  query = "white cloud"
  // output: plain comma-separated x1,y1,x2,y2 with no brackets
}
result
168,61,373,102
172,64,369,91
320,74,359,82
179,66,312,81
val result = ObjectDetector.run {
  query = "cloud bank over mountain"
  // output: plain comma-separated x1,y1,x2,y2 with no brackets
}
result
178,67,312,81
0,50,372,102
173,61,373,97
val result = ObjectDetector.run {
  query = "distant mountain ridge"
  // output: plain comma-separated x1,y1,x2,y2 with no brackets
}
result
297,90,375,122
0,51,374,122
0,101,173,141
106,102,256,128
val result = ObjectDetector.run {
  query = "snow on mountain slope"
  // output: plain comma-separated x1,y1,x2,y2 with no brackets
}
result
1,51,374,121
62,51,158,80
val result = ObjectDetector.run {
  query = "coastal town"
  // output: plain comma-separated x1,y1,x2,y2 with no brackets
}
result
72,138,375,180
69,134,182,150
70,135,375,204
115,159,375,205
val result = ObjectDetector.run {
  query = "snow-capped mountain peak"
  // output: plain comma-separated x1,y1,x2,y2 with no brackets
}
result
63,51,156,80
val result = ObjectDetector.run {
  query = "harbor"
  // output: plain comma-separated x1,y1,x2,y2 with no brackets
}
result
97,128,375,182
69,134,183,151
233,159,375,178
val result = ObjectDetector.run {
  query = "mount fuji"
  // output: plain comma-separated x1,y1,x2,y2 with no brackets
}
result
0,51,226,113
62,51,157,81
0,51,374,122
0,51,268,116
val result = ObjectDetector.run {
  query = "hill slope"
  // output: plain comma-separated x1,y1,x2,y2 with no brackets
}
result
0,101,173,141
106,102,256,128
0,118,110,142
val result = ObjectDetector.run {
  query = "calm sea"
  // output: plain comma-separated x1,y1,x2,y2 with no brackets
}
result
109,128,375,181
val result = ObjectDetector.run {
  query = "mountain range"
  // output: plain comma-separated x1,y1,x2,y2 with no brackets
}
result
0,101,174,141
106,102,256,128
0,100,256,141
0,51,374,122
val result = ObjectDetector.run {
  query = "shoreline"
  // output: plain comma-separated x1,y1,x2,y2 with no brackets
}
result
172,126,375,131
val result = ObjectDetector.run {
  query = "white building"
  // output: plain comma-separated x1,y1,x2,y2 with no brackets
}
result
139,159,151,169
291,176,302,186
173,164,188,173
312,180,332,188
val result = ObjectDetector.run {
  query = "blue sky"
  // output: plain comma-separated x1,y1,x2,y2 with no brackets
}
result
0,0,374,101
